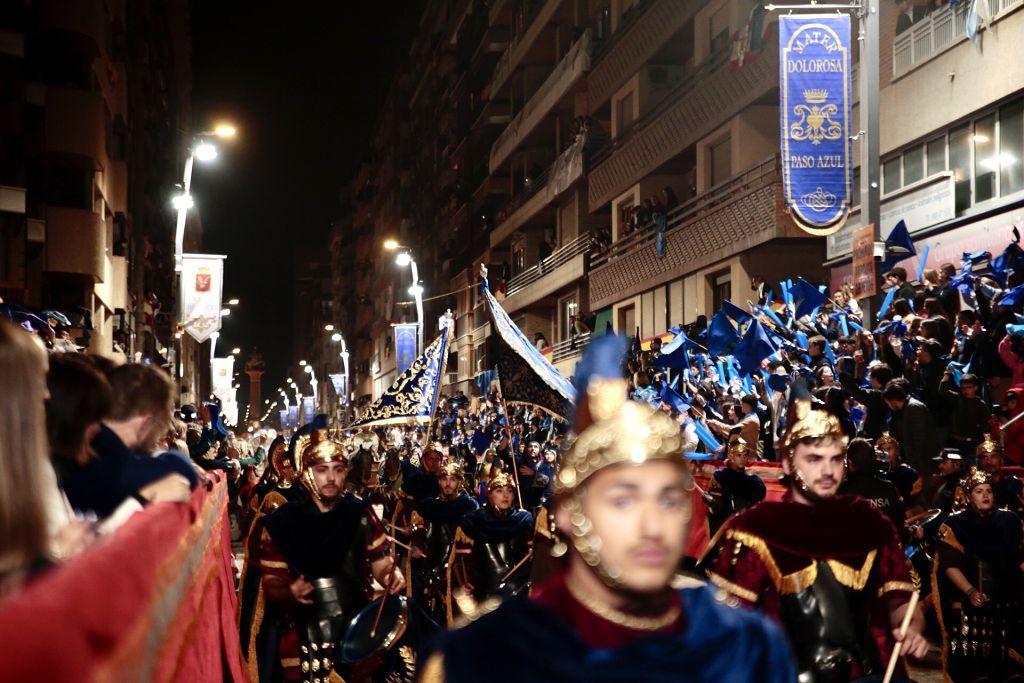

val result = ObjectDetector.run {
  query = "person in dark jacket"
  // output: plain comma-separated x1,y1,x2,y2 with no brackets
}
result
839,438,905,531
61,364,197,519
883,379,939,477
840,362,892,439
884,267,917,304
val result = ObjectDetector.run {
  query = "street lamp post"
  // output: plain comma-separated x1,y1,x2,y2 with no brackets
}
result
305,364,318,412
386,241,424,354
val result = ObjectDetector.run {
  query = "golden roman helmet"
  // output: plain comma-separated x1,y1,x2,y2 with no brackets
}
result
269,438,290,477
439,459,465,478
976,433,1002,458
728,436,751,457
553,377,686,496
297,429,348,497
962,465,993,492
779,398,847,458
487,471,517,493
875,432,898,450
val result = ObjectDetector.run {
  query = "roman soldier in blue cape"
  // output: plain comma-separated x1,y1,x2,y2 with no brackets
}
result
420,334,795,682
407,459,479,623
932,466,1024,682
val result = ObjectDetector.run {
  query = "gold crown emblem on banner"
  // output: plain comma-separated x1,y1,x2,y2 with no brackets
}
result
803,89,828,104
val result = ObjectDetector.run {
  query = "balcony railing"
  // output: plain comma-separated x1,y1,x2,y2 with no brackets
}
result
491,0,561,93
592,156,778,269
892,0,1020,77
506,234,592,296
547,331,591,364
490,29,593,171
588,156,784,309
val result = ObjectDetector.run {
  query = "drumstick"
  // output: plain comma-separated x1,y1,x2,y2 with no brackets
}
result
500,549,534,583
370,546,400,639
882,590,919,683
387,536,425,559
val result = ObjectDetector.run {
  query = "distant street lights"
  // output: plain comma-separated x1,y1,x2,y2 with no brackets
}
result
384,240,424,354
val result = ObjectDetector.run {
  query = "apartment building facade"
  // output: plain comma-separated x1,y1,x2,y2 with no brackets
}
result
341,0,1022,403
0,0,192,365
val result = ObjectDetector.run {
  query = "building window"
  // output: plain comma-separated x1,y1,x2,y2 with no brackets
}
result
974,113,997,204
617,90,635,136
710,270,731,314
903,144,924,185
709,4,731,55
883,157,901,194
617,304,636,336
559,295,579,342
511,244,525,275
709,136,732,187
926,137,946,176
948,125,971,212
1000,99,1024,197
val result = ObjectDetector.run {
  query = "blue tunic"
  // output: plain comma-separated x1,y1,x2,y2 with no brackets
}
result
428,583,797,682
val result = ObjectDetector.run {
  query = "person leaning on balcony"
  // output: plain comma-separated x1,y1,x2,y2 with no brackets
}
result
534,332,549,352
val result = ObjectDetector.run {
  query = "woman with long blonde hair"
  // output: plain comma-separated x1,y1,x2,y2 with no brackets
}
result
0,321,53,596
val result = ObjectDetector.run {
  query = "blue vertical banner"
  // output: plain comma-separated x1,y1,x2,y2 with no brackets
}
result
780,15,853,235
301,396,315,422
279,409,289,430
287,405,298,428
394,323,418,375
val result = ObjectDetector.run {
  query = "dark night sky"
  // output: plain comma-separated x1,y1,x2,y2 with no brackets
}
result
190,3,424,409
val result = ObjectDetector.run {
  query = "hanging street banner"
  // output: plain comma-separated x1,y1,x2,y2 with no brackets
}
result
301,396,315,422
393,323,419,375
279,409,289,430
851,224,877,299
180,254,226,342
211,356,234,396
287,405,299,428
779,15,852,236
328,373,347,403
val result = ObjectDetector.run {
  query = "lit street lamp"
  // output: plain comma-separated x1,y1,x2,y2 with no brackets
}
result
174,124,237,271
384,240,424,354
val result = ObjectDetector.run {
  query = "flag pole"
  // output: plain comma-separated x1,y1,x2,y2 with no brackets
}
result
479,263,525,509
421,314,454,452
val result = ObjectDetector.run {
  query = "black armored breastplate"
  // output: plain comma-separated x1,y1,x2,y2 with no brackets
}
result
472,532,530,600
778,561,881,683
422,521,457,582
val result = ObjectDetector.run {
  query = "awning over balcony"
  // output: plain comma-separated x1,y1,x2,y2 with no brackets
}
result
489,29,592,172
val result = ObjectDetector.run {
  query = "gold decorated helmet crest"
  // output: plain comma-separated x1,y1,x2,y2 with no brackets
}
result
487,471,516,493
975,433,1002,457
728,437,751,456
439,460,465,478
875,432,898,450
554,377,686,495
779,398,847,457
298,429,348,474
962,466,993,492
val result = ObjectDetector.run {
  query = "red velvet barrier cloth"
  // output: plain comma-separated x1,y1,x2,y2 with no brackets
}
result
0,476,248,683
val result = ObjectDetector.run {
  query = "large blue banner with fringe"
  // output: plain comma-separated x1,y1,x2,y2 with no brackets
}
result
355,322,451,427
780,15,852,235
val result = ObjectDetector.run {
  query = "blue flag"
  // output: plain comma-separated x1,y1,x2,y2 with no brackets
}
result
880,219,916,273
791,278,829,319
733,319,778,376
708,310,740,356
722,300,753,324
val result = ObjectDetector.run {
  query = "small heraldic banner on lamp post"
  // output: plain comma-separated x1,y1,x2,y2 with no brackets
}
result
181,254,227,342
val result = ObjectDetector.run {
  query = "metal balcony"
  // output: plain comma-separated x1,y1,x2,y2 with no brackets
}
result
489,29,593,171
491,0,565,95
501,234,591,313
589,156,787,310
587,0,698,111
587,41,778,210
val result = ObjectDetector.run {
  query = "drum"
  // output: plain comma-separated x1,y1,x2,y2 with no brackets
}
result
342,595,439,683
